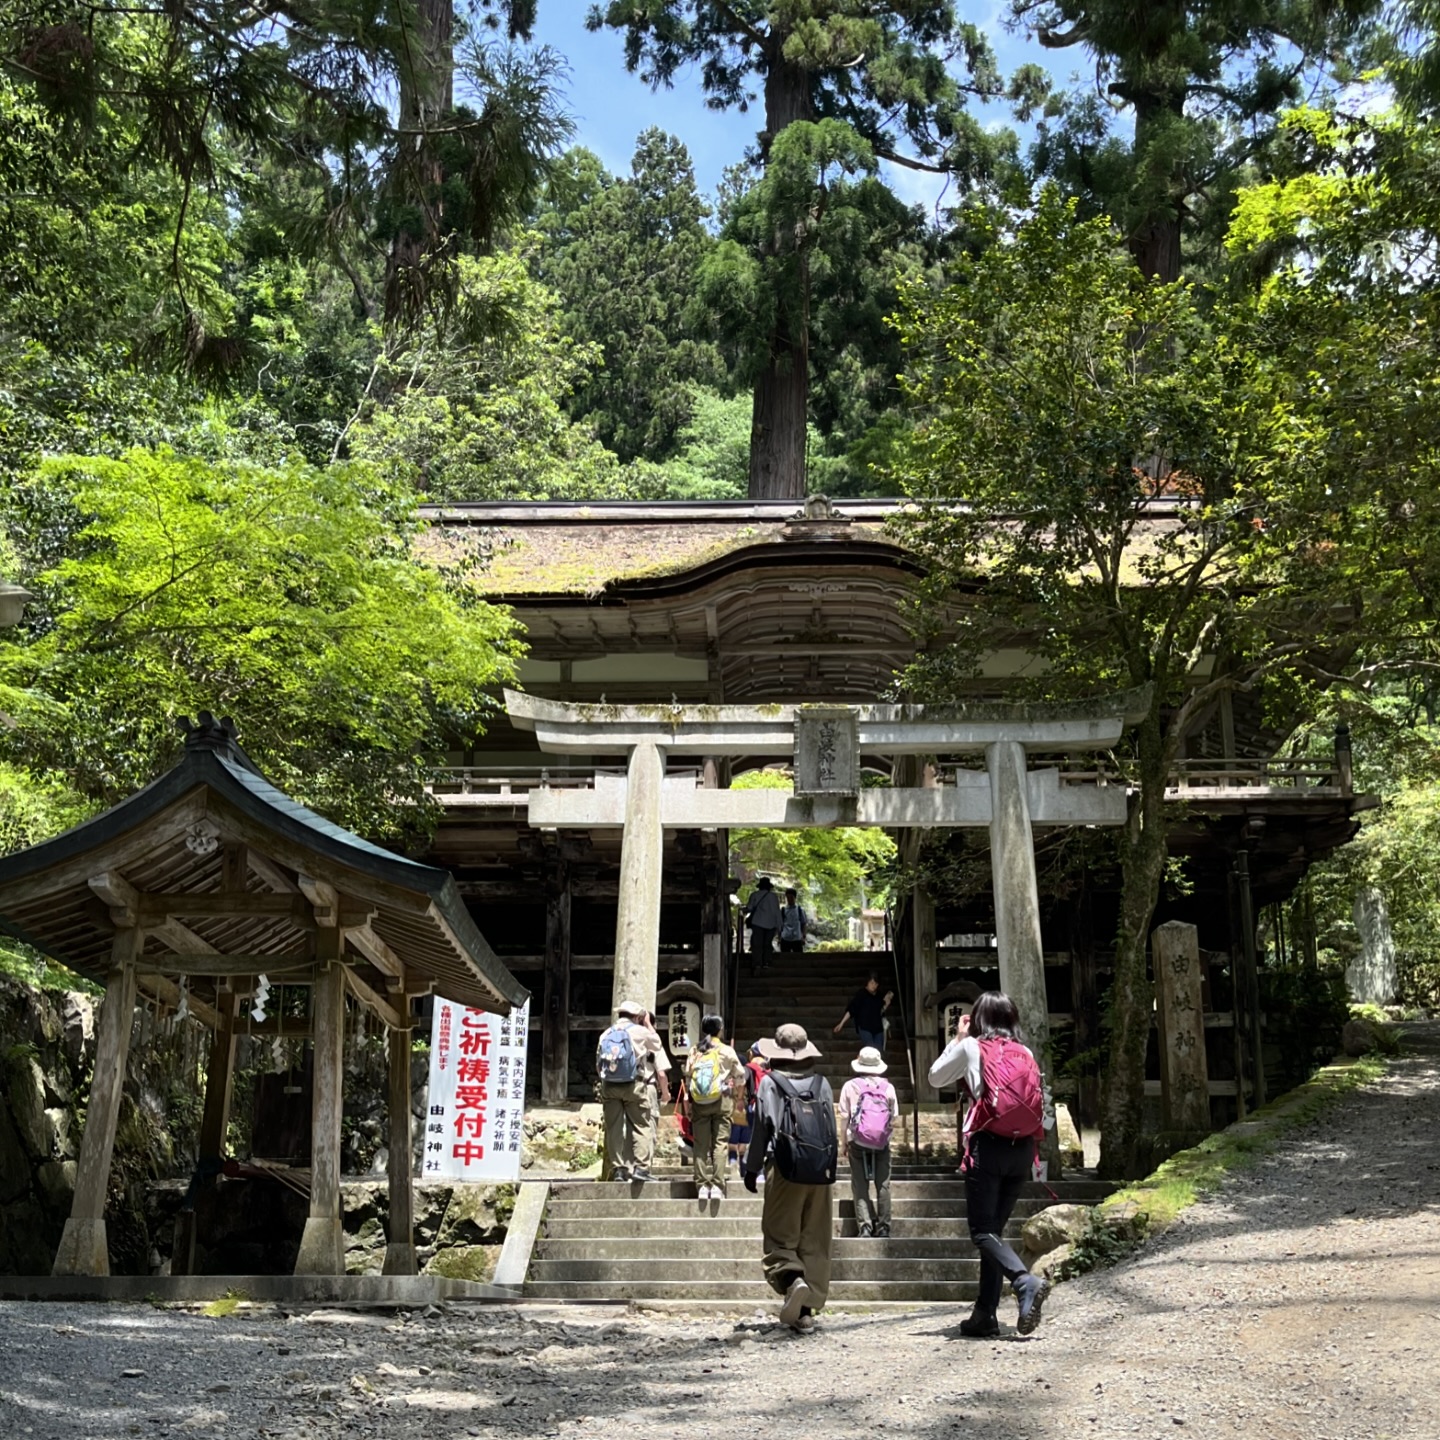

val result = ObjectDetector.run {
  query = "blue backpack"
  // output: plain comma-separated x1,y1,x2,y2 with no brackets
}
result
597,1024,639,1082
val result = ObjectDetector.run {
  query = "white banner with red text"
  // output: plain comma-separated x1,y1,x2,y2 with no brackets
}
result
423,997,529,1181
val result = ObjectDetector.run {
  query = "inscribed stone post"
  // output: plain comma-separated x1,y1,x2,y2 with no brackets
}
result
985,740,1060,1173
1153,921,1211,1136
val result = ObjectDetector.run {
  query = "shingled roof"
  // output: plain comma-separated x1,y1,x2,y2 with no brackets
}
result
0,716,525,1015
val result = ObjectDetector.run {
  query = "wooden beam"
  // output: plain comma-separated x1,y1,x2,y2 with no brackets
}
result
88,871,138,927
245,850,301,894
342,965,405,1030
135,974,223,1029
143,953,315,978
342,919,404,981
138,892,313,921
298,874,339,927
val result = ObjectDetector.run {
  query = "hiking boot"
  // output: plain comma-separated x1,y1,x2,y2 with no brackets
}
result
958,1308,999,1339
630,1167,653,1183
874,1222,891,1239
611,1167,630,1183
1015,1274,1051,1335
778,1275,814,1326
791,1307,816,1334
858,1222,873,1238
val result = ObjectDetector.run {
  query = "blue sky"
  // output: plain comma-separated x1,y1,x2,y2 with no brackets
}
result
529,7,1081,216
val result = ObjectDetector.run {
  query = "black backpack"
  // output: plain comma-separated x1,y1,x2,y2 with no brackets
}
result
767,1072,837,1185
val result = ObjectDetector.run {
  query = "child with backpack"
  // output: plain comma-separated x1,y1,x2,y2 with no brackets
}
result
928,991,1053,1339
684,1014,746,1202
838,1046,899,1238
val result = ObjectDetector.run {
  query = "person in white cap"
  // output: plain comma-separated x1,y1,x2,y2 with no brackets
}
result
838,1046,900,1238
595,1000,671,1183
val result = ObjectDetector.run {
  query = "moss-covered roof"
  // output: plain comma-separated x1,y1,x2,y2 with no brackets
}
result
418,501,906,598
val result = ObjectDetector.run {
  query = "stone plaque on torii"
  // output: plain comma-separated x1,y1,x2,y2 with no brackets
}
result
506,688,1146,1111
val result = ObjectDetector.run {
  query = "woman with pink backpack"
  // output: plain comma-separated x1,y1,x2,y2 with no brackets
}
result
928,991,1053,1339
838,1046,899,1238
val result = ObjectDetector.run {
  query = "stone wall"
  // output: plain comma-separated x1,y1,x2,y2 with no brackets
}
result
0,973,210,1276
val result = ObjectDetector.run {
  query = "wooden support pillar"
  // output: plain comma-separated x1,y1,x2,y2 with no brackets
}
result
295,933,345,1275
53,927,140,1275
382,1021,418,1276
1234,849,1266,1108
173,986,239,1276
541,853,572,1104
1068,887,1101,1133
911,885,939,1101
612,738,666,1016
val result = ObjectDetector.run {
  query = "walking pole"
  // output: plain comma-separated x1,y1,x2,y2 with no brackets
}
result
885,908,921,1157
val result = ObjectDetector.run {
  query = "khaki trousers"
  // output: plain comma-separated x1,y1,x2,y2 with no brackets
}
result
760,1164,834,1309
601,1078,653,1173
691,1101,729,1190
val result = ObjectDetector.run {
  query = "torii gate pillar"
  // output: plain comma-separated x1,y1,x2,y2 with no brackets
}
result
613,738,666,1014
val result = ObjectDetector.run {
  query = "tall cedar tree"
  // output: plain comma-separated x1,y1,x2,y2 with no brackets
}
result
588,1,1044,498
1017,0,1381,280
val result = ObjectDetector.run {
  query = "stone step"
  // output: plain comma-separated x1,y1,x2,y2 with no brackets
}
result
523,1280,977,1303
545,1194,1059,1220
548,1179,1110,1202
536,1238,981,1261
541,1217,1007,1240
529,1257,980,1283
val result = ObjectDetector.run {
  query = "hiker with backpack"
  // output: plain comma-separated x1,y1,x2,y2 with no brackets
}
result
929,990,1054,1339
596,999,672,1183
778,887,808,953
684,1014,747,1203
743,1023,838,1334
838,1046,899,1238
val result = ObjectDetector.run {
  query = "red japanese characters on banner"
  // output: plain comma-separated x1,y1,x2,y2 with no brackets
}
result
424,998,529,1181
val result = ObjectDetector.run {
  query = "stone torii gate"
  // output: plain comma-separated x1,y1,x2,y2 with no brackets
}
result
507,688,1145,1100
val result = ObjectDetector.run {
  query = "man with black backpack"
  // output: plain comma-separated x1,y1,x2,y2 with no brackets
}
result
743,1023,837,1334
596,999,671,1183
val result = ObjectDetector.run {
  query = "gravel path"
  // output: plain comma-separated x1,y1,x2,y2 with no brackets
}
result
4,1026,1437,1440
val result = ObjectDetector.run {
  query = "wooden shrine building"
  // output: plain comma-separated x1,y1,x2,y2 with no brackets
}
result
419,497,1371,1135
0,714,525,1278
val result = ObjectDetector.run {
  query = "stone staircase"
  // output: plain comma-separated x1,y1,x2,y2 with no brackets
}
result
524,1168,1114,1303
731,948,918,1105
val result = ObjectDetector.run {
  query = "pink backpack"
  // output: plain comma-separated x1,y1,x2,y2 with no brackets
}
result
964,1037,1044,1151
850,1078,894,1150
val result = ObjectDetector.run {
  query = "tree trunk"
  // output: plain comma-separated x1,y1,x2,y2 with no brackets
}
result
1349,886,1398,1006
1098,714,1170,1180
749,42,813,501
385,0,456,324
1126,93,1184,284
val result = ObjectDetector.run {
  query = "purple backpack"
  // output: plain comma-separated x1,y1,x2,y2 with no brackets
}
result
850,1079,893,1150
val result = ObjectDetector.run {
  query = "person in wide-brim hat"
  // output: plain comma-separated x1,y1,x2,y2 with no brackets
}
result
756,1023,822,1064
850,1046,887,1074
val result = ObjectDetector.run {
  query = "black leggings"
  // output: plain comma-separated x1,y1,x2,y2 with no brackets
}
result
964,1130,1034,1314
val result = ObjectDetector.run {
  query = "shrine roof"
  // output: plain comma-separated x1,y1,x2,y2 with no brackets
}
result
0,719,526,1015
418,499,909,598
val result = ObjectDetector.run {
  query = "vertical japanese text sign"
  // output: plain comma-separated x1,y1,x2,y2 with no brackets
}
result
424,997,530,1181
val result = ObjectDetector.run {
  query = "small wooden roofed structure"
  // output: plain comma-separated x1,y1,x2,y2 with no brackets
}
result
0,714,526,1280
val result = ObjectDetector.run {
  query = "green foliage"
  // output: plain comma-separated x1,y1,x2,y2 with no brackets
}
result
538,131,724,462
1019,0,1383,279
347,249,627,501
2,449,521,834
729,769,895,923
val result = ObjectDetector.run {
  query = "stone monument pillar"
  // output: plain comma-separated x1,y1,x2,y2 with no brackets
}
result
612,738,666,1015
986,739,1059,1171
1153,920,1211,1137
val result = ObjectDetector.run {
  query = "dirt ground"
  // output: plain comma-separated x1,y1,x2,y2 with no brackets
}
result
2,1024,1436,1440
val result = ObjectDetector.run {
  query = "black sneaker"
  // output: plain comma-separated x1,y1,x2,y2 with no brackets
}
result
958,1310,999,1339
1015,1275,1051,1335
630,1167,653,1183
858,1222,873,1238
874,1223,891,1238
